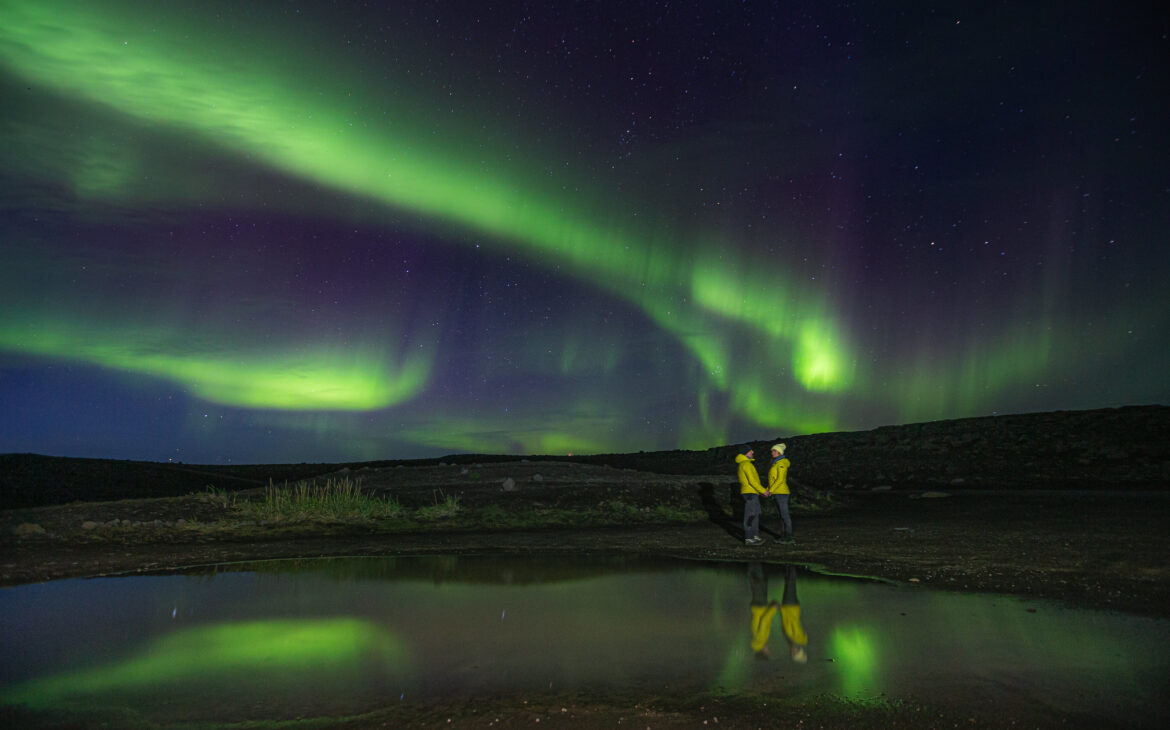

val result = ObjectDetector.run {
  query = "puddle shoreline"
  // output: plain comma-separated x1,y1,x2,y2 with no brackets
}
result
3,555,1167,728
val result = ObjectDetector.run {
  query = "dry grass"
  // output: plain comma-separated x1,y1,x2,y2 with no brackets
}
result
237,477,404,523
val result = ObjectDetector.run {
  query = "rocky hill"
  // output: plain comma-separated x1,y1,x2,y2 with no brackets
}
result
774,405,1170,490
574,405,1170,491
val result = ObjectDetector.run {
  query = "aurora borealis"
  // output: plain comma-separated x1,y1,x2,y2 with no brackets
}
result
0,1,1165,462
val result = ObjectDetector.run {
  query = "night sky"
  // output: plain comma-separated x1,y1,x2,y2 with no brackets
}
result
1,0,1166,464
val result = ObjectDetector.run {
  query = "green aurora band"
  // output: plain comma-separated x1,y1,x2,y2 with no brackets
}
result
0,0,1097,453
0,317,431,410
0,0,844,419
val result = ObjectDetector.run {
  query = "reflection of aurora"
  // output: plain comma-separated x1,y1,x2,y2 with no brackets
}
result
2,558,1168,724
0,0,1163,460
1,618,409,707
830,626,880,698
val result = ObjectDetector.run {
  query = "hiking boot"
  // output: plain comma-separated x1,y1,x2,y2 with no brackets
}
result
745,536,764,546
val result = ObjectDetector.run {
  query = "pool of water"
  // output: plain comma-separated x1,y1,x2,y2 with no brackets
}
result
1,556,1167,726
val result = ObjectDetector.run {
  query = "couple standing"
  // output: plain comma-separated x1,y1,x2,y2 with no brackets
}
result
735,444,793,546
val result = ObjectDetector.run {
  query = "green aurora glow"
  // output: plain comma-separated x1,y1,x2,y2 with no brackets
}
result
0,0,853,422
0,0,1163,460
0,0,870,441
0,317,431,410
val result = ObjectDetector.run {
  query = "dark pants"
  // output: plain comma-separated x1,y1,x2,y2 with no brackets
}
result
748,561,767,604
743,494,761,540
782,564,799,606
771,494,792,536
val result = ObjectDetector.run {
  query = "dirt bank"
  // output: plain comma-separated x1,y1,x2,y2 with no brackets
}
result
4,486,1168,618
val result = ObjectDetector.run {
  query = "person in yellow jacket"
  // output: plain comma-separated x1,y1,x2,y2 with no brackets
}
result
736,446,766,546
780,564,808,663
766,443,794,544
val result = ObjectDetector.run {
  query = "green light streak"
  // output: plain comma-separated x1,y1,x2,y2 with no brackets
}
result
680,333,731,390
689,254,853,392
71,131,139,199
713,643,752,692
882,319,1091,423
558,336,622,376
398,413,618,455
2,618,409,707
794,319,852,391
0,318,431,410
680,390,729,451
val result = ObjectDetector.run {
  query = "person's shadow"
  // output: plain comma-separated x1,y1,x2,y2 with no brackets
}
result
699,482,745,540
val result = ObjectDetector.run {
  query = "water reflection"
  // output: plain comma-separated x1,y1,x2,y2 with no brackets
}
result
3,618,409,708
0,556,1166,727
747,562,807,662
747,561,776,658
780,565,808,662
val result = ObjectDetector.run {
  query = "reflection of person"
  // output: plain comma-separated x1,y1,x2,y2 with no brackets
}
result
780,565,808,663
747,562,778,659
736,446,766,546
766,443,794,544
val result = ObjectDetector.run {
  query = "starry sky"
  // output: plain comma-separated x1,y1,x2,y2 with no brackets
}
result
0,0,1166,464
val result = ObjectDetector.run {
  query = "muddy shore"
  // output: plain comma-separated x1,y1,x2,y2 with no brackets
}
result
5,486,1168,616
4,407,1170,728
3,488,1169,729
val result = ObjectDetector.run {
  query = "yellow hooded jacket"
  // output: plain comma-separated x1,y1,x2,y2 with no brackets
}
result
736,453,766,496
768,457,791,495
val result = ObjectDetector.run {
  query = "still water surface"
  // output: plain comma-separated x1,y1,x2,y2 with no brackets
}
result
1,556,1167,725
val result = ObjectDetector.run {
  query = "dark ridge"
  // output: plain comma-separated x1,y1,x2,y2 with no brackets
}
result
571,404,1170,490
3,405,1167,508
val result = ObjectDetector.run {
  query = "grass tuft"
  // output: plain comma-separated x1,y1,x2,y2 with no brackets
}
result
416,490,462,521
197,485,235,507
237,477,403,524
